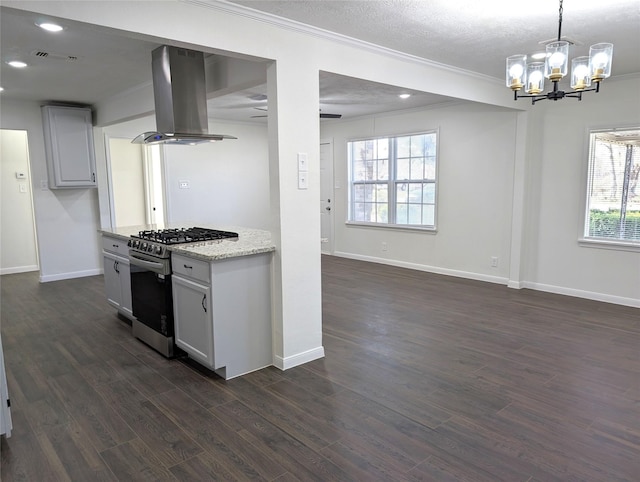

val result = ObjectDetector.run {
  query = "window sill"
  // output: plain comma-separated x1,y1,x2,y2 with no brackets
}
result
346,221,437,234
578,237,640,253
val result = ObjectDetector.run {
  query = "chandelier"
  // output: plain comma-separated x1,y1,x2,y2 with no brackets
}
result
506,0,613,104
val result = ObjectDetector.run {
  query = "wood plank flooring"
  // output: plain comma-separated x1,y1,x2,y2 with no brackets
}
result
1,255,639,481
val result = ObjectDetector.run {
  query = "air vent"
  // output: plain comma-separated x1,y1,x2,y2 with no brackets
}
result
176,48,197,59
31,50,79,62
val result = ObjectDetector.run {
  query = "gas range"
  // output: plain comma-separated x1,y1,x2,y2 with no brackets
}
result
127,227,239,258
127,226,238,358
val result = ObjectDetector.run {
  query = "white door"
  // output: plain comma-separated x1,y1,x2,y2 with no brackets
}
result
106,138,166,227
107,138,146,226
143,144,165,226
320,140,334,254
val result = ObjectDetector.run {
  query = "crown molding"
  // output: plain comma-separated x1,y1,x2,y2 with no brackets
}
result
608,71,640,82
183,0,502,85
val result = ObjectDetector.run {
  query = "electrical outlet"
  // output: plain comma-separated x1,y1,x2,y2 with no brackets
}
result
491,256,499,268
179,180,190,189
382,242,388,251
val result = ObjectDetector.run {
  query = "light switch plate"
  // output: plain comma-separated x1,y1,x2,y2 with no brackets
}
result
297,153,308,172
179,180,190,189
298,172,308,189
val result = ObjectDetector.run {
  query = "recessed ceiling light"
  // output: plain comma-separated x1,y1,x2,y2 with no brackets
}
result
37,22,63,32
398,94,411,99
8,60,28,68
0,87,4,92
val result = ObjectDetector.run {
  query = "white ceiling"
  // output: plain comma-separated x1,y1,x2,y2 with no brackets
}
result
1,1,639,123
229,0,640,78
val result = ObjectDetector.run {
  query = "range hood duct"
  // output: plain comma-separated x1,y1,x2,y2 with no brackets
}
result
133,45,236,145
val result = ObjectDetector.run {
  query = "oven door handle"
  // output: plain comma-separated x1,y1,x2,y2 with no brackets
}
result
129,254,167,273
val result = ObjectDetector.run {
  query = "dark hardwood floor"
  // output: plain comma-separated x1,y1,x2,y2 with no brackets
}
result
1,255,639,481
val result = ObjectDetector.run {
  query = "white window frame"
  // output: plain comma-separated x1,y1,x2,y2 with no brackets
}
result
579,126,640,252
347,130,439,231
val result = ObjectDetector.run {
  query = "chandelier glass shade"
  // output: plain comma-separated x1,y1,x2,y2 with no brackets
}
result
506,0,613,104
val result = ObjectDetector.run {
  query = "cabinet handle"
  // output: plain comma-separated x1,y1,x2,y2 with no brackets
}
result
92,173,96,183
114,260,119,273
202,294,207,313
113,244,119,248
184,264,193,269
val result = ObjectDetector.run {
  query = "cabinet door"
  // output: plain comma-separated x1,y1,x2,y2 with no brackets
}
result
0,333,12,438
103,252,122,310
42,105,97,188
118,258,133,319
172,275,215,369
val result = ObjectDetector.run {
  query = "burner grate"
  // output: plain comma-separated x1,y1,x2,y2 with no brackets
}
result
134,227,238,245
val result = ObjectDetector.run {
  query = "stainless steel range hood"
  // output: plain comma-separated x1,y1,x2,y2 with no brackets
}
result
132,45,236,145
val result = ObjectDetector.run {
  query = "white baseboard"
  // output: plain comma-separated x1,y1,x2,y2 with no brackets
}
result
0,265,39,276
521,281,640,308
273,346,325,371
333,251,509,285
331,252,639,308
39,268,103,283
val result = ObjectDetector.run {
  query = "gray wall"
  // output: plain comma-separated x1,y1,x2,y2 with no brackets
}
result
0,99,102,282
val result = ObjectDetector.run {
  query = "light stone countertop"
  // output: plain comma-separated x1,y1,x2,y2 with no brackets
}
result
99,224,275,261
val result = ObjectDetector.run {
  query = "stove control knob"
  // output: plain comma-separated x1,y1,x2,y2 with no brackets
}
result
156,246,163,255
127,239,132,247
142,243,148,250
133,240,140,248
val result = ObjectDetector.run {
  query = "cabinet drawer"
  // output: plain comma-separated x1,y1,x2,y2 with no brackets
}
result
172,254,210,283
102,236,129,257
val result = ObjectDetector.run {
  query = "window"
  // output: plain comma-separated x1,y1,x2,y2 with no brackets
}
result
348,132,437,228
584,128,640,245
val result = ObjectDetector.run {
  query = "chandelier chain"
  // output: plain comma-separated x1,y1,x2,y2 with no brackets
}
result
557,0,563,41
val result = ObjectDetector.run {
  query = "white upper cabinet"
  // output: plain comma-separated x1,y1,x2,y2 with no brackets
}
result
41,105,97,189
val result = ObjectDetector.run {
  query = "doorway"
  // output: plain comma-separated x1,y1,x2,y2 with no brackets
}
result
106,137,165,227
320,139,334,254
0,129,39,275
142,144,165,225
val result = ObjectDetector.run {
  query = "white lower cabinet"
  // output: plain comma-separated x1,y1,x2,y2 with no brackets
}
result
102,235,133,320
172,275,216,369
103,252,133,318
172,252,272,379
0,333,12,438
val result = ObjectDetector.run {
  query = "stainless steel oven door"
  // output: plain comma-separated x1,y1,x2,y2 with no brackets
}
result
129,250,174,357
129,251,170,275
